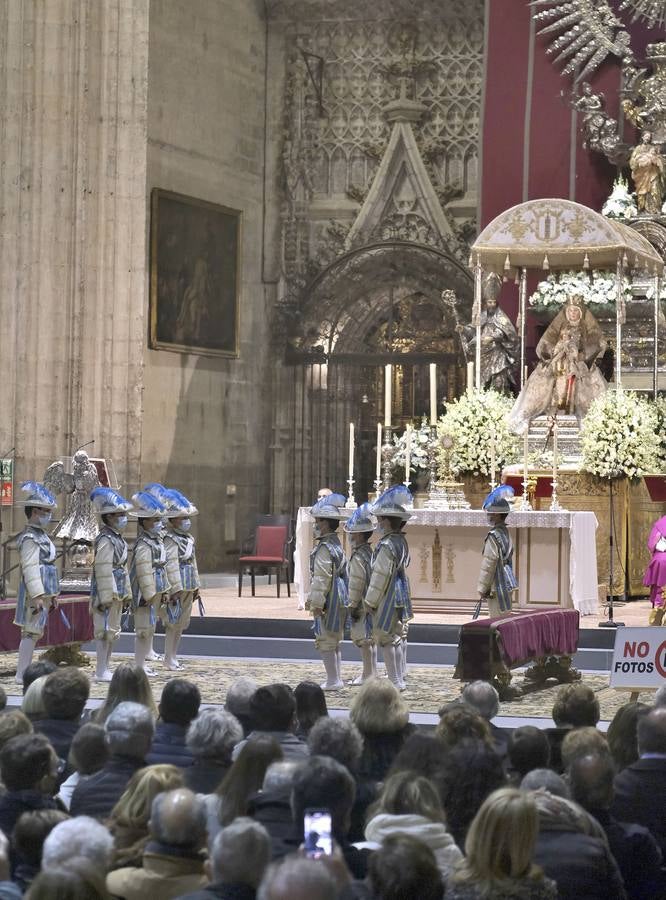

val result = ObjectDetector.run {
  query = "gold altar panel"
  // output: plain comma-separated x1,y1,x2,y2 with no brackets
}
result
628,479,665,598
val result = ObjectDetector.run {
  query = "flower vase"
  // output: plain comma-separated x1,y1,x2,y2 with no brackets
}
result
412,468,431,508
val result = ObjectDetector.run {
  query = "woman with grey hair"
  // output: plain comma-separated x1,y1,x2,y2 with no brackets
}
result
183,708,243,794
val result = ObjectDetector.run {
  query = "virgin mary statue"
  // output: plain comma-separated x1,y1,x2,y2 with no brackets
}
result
508,295,607,434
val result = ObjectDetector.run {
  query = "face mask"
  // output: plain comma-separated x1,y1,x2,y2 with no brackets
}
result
115,515,128,530
313,523,322,538
37,513,52,528
147,523,162,537
178,518,192,532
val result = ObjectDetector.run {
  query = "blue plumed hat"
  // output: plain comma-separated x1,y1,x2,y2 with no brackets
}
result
482,484,514,514
371,485,413,520
129,490,167,519
16,481,57,509
343,502,375,533
310,492,347,519
165,488,198,517
90,487,133,516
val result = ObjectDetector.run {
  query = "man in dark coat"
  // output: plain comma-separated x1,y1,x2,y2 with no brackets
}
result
146,678,200,767
32,667,89,763
0,735,59,838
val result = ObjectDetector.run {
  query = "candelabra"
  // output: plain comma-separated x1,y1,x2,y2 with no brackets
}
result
345,477,357,509
427,426,440,500
381,427,393,491
549,479,562,512
520,474,533,511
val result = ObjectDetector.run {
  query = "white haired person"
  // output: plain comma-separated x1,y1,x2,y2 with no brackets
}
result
129,489,170,675
161,487,200,671
306,492,349,691
477,486,517,619
344,503,377,685
89,487,133,682
13,482,60,684
363,486,413,691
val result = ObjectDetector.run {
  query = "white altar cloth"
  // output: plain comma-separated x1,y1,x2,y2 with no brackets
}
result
294,507,599,615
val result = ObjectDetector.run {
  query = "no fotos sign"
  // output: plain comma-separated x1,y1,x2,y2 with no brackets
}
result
610,628,666,690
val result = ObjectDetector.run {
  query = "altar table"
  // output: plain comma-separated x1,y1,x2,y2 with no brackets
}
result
294,508,599,616
455,608,580,682
0,595,93,652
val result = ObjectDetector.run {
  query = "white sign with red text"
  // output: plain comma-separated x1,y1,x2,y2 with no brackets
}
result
609,627,666,690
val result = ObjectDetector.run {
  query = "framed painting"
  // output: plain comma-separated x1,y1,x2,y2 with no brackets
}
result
149,188,241,358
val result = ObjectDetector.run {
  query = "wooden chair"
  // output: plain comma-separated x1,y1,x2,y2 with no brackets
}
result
238,523,291,598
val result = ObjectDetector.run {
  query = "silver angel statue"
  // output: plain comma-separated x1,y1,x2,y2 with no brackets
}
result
43,450,100,543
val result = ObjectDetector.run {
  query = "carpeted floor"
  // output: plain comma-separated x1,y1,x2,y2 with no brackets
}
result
0,652,637,720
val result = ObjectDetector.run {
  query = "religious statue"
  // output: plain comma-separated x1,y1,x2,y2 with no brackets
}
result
508,296,607,435
456,273,519,394
43,449,100,544
629,131,665,215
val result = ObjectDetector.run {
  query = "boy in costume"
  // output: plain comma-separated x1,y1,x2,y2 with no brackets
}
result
162,488,200,670
344,503,376,685
364,485,413,691
477,485,517,619
90,487,133,681
13,482,60,683
306,492,349,691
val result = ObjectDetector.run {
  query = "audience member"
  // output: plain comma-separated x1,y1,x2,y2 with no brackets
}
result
434,738,505,849
445,788,557,900
364,771,462,880
146,679,200,767
107,764,184,868
560,726,609,772
528,784,627,900
349,678,412,781
205,735,283,843
177,818,271,900
294,682,328,739
547,683,600,773
367,834,444,900
507,726,550,782
20,677,48,723
0,688,6,714
0,735,59,836
224,677,258,737
33,667,90,761
91,663,157,725
0,711,32,755
654,683,666,708
70,701,155,819
25,857,110,899
11,809,68,892
184,708,243,794
461,680,510,756
436,704,493,751
388,732,448,782
520,769,570,798
42,816,114,873
257,857,339,900
237,684,308,761
612,706,666,855
106,788,207,899
21,661,56,695
56,723,109,810
246,761,302,859
606,701,650,772
570,752,664,900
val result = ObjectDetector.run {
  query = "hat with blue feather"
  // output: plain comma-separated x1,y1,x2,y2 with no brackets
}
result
310,491,347,520
143,482,181,518
129,490,167,519
164,488,198,517
343,502,375,533
482,484,514,515
16,481,57,509
370,485,413,521
90,487,133,516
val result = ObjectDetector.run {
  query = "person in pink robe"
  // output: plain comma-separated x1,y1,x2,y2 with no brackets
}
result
643,516,666,625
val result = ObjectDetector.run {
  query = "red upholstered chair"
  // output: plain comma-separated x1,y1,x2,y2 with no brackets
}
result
238,524,291,598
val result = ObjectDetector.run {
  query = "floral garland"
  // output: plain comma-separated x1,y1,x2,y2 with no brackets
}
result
436,389,516,477
581,389,663,480
390,418,432,472
529,270,632,309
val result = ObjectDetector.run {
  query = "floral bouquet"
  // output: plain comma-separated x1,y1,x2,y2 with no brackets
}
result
529,270,632,310
436,389,517,477
602,175,638,220
581,389,663,480
390,417,432,474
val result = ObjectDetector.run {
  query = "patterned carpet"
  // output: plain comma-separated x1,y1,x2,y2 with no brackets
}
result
0,652,634,721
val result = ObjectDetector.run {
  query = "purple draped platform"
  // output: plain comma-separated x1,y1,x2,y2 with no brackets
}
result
0,595,93,652
455,608,580,682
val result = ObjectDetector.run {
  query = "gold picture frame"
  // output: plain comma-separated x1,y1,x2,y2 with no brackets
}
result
149,188,241,358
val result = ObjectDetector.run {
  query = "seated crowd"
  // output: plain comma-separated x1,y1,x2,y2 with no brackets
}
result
0,664,662,898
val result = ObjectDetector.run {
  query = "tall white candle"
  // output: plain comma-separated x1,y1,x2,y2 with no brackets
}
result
467,361,474,394
523,428,529,489
384,364,392,427
405,425,412,484
429,363,437,425
490,423,496,487
552,418,558,484
348,422,355,480
376,422,382,482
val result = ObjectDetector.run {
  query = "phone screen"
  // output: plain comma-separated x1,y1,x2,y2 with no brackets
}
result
303,808,332,858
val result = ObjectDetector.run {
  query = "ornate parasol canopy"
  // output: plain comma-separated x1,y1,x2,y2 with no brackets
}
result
472,198,663,274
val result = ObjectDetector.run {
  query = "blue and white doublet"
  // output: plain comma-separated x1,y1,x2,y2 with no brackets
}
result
348,541,374,647
15,526,60,637
307,533,349,651
164,529,200,630
363,531,413,646
90,525,130,640
478,523,516,617
129,527,170,639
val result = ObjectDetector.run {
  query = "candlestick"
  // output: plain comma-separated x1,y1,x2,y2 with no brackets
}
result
466,361,474,395
348,422,355,481
429,363,437,425
375,422,382,490
381,427,393,491
404,424,412,487
384,364,392,427
490,423,496,491
345,476,357,509
521,427,532,510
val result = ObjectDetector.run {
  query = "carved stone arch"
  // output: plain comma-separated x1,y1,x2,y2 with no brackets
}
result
628,218,666,261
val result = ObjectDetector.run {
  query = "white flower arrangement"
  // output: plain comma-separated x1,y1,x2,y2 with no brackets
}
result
529,270,632,309
390,417,432,472
436,389,517,477
651,396,666,460
581,389,663,480
602,175,638,220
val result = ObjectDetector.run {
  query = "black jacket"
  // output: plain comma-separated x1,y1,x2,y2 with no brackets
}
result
0,790,58,838
588,807,665,900
70,755,144,819
183,759,231,795
146,721,194,768
612,757,666,856
533,829,627,900
32,717,81,762
246,788,294,860
175,883,256,900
